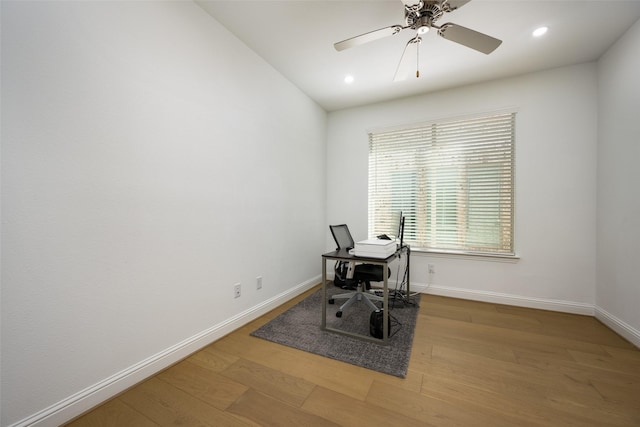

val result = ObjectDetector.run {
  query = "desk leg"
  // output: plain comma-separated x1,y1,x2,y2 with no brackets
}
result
321,257,327,330
406,247,410,298
383,261,388,343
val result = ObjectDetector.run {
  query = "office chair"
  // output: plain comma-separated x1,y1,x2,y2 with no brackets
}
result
328,224,386,318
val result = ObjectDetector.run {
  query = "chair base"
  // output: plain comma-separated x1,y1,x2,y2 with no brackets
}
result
329,285,383,317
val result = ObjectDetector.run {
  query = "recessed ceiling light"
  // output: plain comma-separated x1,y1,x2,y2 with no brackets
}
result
532,26,548,37
344,75,354,84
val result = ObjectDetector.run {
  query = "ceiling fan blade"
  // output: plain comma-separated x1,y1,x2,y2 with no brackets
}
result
444,0,473,11
394,36,421,81
334,25,404,51
401,0,472,10
438,23,502,54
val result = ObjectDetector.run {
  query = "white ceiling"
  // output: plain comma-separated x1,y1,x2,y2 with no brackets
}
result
197,0,640,112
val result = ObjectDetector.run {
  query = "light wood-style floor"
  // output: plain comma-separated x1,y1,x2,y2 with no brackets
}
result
66,285,640,426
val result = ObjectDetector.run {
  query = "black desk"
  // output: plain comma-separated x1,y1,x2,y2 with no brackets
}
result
321,246,410,344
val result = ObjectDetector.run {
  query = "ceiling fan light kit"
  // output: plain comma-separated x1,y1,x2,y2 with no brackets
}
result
334,0,502,81
417,16,431,34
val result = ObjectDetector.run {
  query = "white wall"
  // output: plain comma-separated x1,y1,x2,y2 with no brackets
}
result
596,19,640,344
326,64,598,312
1,1,326,425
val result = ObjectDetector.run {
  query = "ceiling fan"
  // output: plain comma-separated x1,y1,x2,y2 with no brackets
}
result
333,0,502,81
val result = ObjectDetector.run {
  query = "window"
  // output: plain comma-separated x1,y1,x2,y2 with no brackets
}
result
368,112,515,255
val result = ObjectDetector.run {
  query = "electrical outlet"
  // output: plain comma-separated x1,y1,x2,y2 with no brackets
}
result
256,276,262,290
428,264,435,274
234,283,241,298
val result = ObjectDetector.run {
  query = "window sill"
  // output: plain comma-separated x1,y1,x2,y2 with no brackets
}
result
410,248,520,263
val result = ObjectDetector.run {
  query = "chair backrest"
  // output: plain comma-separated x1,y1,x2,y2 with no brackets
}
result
329,224,354,250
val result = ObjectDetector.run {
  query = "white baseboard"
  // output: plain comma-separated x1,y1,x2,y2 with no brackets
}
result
332,273,593,316
335,279,593,316
16,277,639,426
10,276,320,427
595,306,640,348
420,283,595,315
415,283,638,349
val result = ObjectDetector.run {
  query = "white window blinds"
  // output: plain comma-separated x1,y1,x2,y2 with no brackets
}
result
368,112,515,255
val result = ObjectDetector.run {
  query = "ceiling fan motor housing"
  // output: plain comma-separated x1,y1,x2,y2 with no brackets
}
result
405,2,444,31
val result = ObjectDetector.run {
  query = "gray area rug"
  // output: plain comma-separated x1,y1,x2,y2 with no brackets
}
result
251,287,421,378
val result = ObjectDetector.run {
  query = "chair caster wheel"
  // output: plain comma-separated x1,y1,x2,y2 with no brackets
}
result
336,311,343,318
328,299,335,304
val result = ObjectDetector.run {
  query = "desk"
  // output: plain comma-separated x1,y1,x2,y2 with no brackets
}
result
321,246,410,344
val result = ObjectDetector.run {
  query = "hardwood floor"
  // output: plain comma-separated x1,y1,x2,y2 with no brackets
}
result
66,285,640,426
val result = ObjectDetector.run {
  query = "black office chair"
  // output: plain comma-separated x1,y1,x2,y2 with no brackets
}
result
328,224,386,318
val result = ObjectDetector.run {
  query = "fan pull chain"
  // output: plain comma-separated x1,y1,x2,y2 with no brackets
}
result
416,42,420,78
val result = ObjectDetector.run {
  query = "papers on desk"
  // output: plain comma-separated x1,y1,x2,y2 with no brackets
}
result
353,239,396,259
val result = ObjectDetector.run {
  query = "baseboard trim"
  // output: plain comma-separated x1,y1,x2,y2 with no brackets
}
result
19,277,638,426
595,306,640,348
419,283,595,316
414,283,638,348
10,276,320,427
